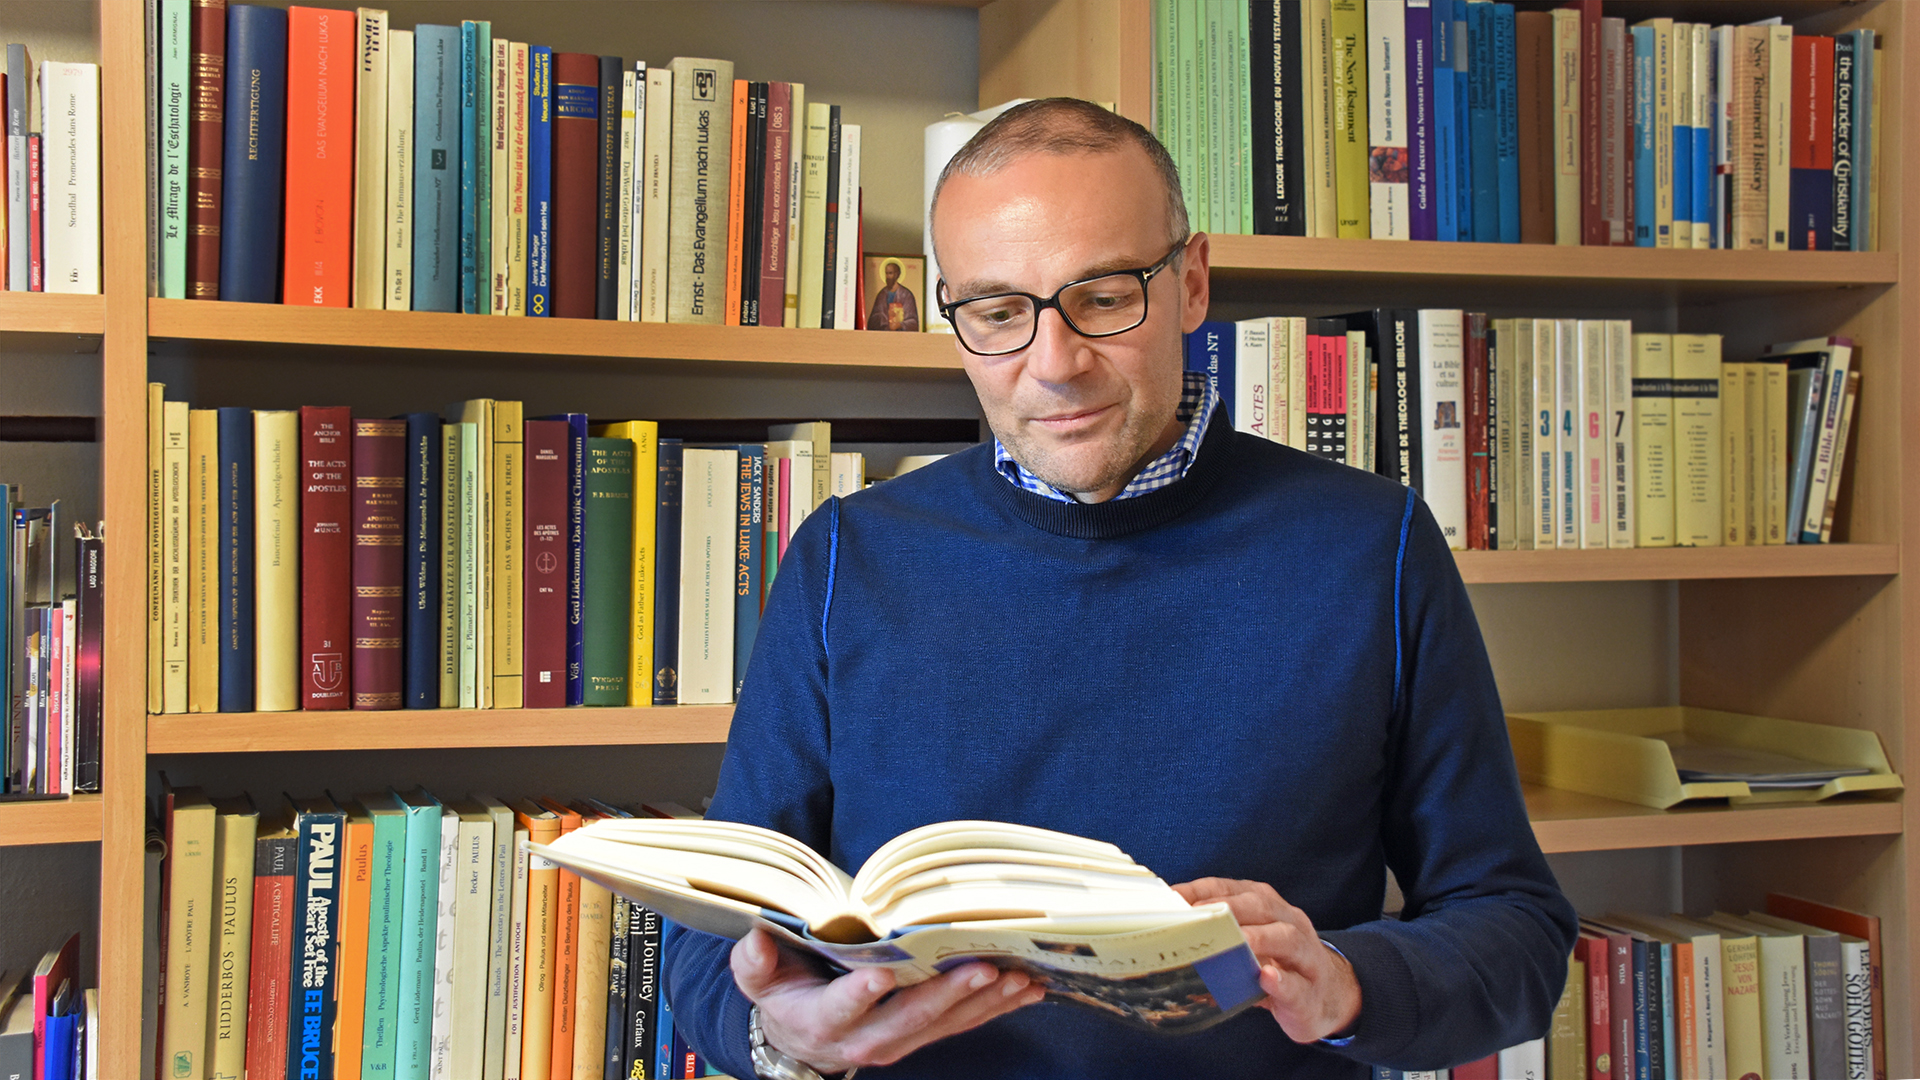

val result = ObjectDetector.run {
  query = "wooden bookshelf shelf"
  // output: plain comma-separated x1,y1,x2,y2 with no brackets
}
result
148,299,965,370
146,705,734,754
1524,784,1903,853
0,794,103,845
1454,543,1898,584
0,292,105,337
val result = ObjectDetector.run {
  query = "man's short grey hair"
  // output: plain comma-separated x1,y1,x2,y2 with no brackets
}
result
931,98,1191,256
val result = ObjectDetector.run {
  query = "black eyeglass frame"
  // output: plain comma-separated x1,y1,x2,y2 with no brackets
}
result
935,238,1191,357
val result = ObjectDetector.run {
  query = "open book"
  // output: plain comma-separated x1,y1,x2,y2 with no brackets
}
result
531,818,1265,1033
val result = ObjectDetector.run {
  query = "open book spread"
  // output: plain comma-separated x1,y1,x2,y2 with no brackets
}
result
530,818,1265,1033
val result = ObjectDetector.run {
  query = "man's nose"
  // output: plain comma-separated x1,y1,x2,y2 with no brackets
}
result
1023,307,1092,386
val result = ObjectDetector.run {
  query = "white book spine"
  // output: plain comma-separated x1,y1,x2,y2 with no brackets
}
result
639,67,672,322
1530,320,1556,549
677,448,738,704
507,42,529,316
1758,934,1810,1079
39,63,99,294
353,9,389,308
156,9,182,294
450,813,495,1079
1265,317,1290,443
428,807,461,1080
1365,0,1410,240
503,830,530,1080
1288,317,1308,449
1234,319,1270,440
1764,24,1791,250
489,38,510,314
1552,10,1581,245
784,82,806,327
616,70,637,322
1417,310,1466,548
1579,320,1609,548
479,800,515,1080
1508,320,1535,549
1346,330,1368,470
832,124,861,329
1554,319,1579,548
1694,932,1727,1080
1606,319,1635,547
386,30,415,311
1496,1038,1547,1080
1839,939,1871,1080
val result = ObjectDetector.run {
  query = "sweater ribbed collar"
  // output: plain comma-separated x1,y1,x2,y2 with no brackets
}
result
983,409,1236,539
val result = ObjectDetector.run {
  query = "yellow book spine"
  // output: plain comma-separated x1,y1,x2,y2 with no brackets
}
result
456,400,495,707
1719,364,1745,547
1742,363,1764,545
1329,0,1369,237
493,401,524,708
187,408,219,711
569,879,612,1080
162,796,216,1080
439,423,461,706
1671,333,1722,546
163,400,189,713
1765,25,1792,250
332,813,375,1080
1631,334,1674,548
1719,934,1765,1080
1763,360,1788,545
254,410,301,712
206,802,258,1080
149,383,166,714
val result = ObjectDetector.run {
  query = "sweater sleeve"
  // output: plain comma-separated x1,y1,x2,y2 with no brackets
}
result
662,500,843,1080
1316,492,1580,1071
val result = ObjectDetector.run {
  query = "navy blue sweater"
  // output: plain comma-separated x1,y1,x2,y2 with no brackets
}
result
663,414,1578,1078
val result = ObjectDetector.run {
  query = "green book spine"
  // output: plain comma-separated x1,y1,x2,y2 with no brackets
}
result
1176,0,1200,229
1236,0,1255,232
437,424,460,707
1192,0,1213,233
1206,0,1233,234
582,437,634,705
359,799,408,1077
160,0,189,297
1330,0,1371,237
474,24,492,316
393,791,441,1080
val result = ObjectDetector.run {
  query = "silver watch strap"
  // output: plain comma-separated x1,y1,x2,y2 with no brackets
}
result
749,1003,859,1080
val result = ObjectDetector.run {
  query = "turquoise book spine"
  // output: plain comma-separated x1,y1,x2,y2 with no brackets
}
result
392,790,442,1080
359,798,408,1076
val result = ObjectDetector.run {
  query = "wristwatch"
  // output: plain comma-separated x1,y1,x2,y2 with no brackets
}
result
749,1004,859,1080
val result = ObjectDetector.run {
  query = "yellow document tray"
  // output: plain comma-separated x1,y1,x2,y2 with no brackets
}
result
1505,706,1904,810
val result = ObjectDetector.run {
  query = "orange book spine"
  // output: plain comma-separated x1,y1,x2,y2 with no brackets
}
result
539,799,584,1080
723,79,748,327
515,806,563,1080
1673,941,1697,1079
283,6,356,306
331,814,375,1079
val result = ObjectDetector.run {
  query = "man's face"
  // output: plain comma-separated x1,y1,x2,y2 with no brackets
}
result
933,145,1209,503
885,262,900,287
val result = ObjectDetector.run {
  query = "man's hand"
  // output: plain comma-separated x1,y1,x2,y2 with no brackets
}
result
1173,878,1362,1044
730,928,1046,1073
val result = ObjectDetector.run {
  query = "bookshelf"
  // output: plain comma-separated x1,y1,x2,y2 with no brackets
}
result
3,0,1897,1076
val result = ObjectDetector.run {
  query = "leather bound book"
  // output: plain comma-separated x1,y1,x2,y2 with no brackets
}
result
522,420,568,707
351,418,406,710
301,405,353,709
283,6,355,306
188,0,227,297
551,52,599,319
1515,11,1555,244
218,3,287,303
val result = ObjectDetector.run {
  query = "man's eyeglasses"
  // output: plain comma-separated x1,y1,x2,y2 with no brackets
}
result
936,240,1188,357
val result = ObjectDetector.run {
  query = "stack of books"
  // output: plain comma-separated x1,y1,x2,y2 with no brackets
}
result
0,493,102,796
1190,318,1862,551
0,44,100,294
145,386,867,715
150,3,865,326
0,936,88,1080
1156,0,1883,250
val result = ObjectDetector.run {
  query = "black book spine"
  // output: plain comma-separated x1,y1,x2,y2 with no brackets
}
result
742,82,767,325
1393,309,1424,494
602,895,631,1080
596,55,625,319
818,106,842,328
1249,0,1307,235
624,904,661,1080
73,532,101,792
651,439,682,705
1831,33,1856,251
402,413,442,708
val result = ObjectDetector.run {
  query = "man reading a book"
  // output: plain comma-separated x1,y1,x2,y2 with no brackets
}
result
664,97,1578,1080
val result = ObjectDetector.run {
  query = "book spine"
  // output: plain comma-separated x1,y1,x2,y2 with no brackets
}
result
185,1,227,296
623,904,660,1080
494,403,525,708
832,124,860,329
457,21,482,314
26,134,40,291
457,422,480,708
481,805,516,1080
523,420,569,708
190,409,220,714
412,25,458,312
1551,9,1580,244
404,414,441,708
1630,25,1654,245
725,81,748,326
597,55,624,319
360,810,404,1078
1365,0,1409,239
1578,1,1602,245
1672,333,1723,546
583,438,634,707
162,798,217,1079
156,13,187,295
1765,25,1791,249
508,42,529,315
527,47,552,316
396,801,442,1078
641,67,672,323
1553,320,1577,547
734,446,763,701
473,24,492,317
1723,362,1749,545
386,29,414,310
282,6,355,306
216,408,255,711
1579,320,1608,548
1670,22,1691,248
1404,1,1434,241
301,405,353,709
427,809,459,1078
652,440,683,705
1515,11,1554,244
817,107,842,327
1467,0,1497,241
253,411,299,710
209,806,259,1079
1599,17,1628,245
1464,312,1489,549
438,424,460,706
1606,321,1634,549
490,37,510,315
1789,36,1836,251
219,3,288,302
350,418,406,710
162,401,190,713
758,83,793,324
245,831,298,1080
603,898,630,1080
617,70,637,322
449,814,495,1077
555,416,586,705
352,7,387,307
1819,370,1859,543
73,534,101,790
1530,321,1556,548
1418,310,1466,548
1492,3,1519,243
796,101,829,327
666,57,733,324
287,807,345,1080
676,449,737,704
1429,0,1455,242
1303,322,1345,464
1831,33,1857,252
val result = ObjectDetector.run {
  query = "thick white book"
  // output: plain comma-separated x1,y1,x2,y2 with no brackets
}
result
427,805,461,1080
1672,332,1724,546
1632,333,1676,546
37,62,99,294
1364,0,1410,240
476,796,516,1080
1578,320,1608,548
352,8,388,308
1554,319,1579,548
1529,319,1556,550
639,65,671,322
386,29,415,311
616,69,637,321
1264,317,1289,445
506,42,528,316
677,448,739,705
832,123,862,329
449,803,497,1079
1417,310,1466,549
489,37,510,315
1495,1038,1546,1080
253,410,299,710
1551,9,1581,244
1234,319,1270,440
1606,320,1635,547
154,12,181,294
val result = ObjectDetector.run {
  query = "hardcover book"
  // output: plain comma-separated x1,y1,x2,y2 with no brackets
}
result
522,419,569,708
217,407,254,712
581,438,633,709
666,57,734,323
300,405,353,709
254,409,300,711
350,418,405,710
402,412,440,709
282,6,355,306
285,795,346,1080
551,53,599,319
219,3,288,303
351,6,387,307
596,55,624,319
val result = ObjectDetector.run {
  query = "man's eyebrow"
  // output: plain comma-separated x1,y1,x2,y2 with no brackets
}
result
947,255,1161,301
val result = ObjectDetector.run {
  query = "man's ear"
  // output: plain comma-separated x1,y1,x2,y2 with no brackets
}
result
1179,233,1211,334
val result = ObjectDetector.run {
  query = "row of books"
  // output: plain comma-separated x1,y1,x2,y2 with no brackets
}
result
0,46,100,293
1192,317,1861,550
156,788,729,1080
145,386,864,714
0,935,90,1080
1158,0,1884,251
149,2,865,328
1,496,102,796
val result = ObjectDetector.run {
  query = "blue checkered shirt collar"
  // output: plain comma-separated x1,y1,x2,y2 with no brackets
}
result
992,370,1218,503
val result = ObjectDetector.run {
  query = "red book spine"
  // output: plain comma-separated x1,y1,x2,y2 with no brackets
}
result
188,0,227,298
1452,1056,1497,1080
26,134,40,290
775,456,791,560
351,418,405,709
301,405,353,709
523,420,569,707
551,53,599,319
1578,932,1612,1079
245,835,296,1080
1464,313,1489,550
1578,0,1602,246
283,6,355,307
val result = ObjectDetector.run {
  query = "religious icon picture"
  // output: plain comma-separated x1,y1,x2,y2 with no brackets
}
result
862,254,925,332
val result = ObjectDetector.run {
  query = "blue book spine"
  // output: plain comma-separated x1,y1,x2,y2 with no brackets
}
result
1466,1,1497,242
412,26,460,312
393,794,441,1079
458,22,481,314
1631,26,1655,246
1406,0,1436,241
527,47,554,316
733,446,764,701
654,927,676,1080
1451,3,1471,240
287,802,347,1080
402,413,441,709
1492,3,1519,243
1692,75,1713,242
217,4,287,303
474,23,493,313
1846,30,1872,250
1630,937,1650,1080
1431,0,1456,242
1672,105,1691,243
1784,362,1826,545
1829,34,1856,252
1658,942,1678,1080
653,440,683,706
1183,321,1235,411
217,407,255,711
42,1012,75,1080
360,802,407,1077
536,413,589,704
